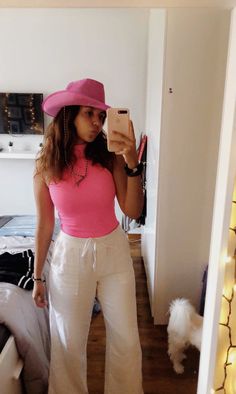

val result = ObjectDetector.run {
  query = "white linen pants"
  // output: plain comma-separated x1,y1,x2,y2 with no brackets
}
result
48,225,143,394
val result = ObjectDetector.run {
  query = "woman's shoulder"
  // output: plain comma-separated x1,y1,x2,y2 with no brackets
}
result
34,160,53,187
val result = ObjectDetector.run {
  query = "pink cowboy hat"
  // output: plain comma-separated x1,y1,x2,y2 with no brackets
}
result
42,78,110,117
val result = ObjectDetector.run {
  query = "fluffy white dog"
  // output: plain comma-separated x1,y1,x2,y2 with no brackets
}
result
167,298,203,374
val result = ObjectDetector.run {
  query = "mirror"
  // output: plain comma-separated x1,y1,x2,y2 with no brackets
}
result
0,6,232,394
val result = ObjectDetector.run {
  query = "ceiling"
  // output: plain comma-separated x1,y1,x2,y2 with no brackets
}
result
0,0,235,8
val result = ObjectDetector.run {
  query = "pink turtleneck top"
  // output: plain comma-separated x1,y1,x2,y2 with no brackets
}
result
49,144,119,238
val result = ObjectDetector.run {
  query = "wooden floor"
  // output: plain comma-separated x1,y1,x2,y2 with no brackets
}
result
87,235,199,394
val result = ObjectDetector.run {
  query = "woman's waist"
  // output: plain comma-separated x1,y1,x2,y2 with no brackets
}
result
59,219,120,241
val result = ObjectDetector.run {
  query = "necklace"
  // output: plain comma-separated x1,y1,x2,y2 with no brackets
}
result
63,111,88,185
65,149,89,186
70,159,89,186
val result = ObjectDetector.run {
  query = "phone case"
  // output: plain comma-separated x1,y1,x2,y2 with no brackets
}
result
106,108,130,152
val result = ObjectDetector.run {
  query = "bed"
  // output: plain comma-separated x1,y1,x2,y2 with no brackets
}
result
0,215,59,394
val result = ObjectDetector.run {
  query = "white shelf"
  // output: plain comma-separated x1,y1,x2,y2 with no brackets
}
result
0,151,37,159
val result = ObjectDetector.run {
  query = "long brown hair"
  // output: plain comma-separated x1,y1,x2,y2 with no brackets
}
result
35,106,115,182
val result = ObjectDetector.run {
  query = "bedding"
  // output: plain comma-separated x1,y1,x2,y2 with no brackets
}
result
0,282,50,394
0,214,101,393
0,215,57,394
0,215,60,239
0,324,10,353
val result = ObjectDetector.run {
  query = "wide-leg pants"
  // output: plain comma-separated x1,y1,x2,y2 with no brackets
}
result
48,225,143,394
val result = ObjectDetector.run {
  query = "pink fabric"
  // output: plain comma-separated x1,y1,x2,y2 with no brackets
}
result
42,78,110,117
49,144,119,238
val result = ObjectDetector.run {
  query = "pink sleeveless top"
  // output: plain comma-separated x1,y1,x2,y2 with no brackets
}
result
49,144,119,238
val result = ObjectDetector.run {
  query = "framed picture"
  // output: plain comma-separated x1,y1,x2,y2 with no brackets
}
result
18,95,32,106
8,106,22,119
0,92,44,134
7,94,16,105
23,108,33,125
9,120,21,134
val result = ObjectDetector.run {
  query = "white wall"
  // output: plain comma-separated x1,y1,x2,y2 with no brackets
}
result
0,8,149,214
142,8,231,324
141,9,166,316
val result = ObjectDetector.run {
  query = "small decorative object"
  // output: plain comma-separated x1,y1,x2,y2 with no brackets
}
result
38,142,43,151
8,141,13,152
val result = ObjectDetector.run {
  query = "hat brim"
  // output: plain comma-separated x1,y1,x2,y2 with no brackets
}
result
42,90,110,117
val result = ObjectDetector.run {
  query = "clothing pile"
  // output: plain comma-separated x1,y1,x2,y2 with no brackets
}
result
0,249,34,290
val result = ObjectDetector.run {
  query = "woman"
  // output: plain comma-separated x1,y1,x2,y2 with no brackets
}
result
33,78,144,394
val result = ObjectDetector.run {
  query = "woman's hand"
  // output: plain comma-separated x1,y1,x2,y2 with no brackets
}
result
32,282,48,308
111,121,139,169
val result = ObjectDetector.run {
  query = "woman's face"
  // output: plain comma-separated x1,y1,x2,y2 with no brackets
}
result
74,106,106,143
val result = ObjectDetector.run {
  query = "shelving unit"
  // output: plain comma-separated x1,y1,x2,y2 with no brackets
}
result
0,151,37,159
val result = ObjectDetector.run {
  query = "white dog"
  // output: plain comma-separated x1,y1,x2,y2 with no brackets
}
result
167,298,203,374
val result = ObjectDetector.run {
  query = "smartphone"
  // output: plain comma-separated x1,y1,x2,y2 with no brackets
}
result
107,108,130,152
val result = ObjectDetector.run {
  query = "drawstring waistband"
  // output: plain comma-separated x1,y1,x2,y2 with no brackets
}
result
81,238,97,271
57,226,122,274
51,225,131,297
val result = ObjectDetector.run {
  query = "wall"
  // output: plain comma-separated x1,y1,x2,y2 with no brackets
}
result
142,8,231,324
141,8,166,316
0,0,235,9
0,8,149,215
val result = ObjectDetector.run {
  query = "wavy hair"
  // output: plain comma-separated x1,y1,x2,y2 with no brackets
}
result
35,106,115,182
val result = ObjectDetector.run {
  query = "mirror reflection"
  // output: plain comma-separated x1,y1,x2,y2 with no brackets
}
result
0,6,231,394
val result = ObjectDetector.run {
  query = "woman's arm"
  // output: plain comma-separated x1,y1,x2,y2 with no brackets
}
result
112,121,144,219
33,172,55,281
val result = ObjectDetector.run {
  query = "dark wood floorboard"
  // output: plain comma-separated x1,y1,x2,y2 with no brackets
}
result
87,235,199,393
